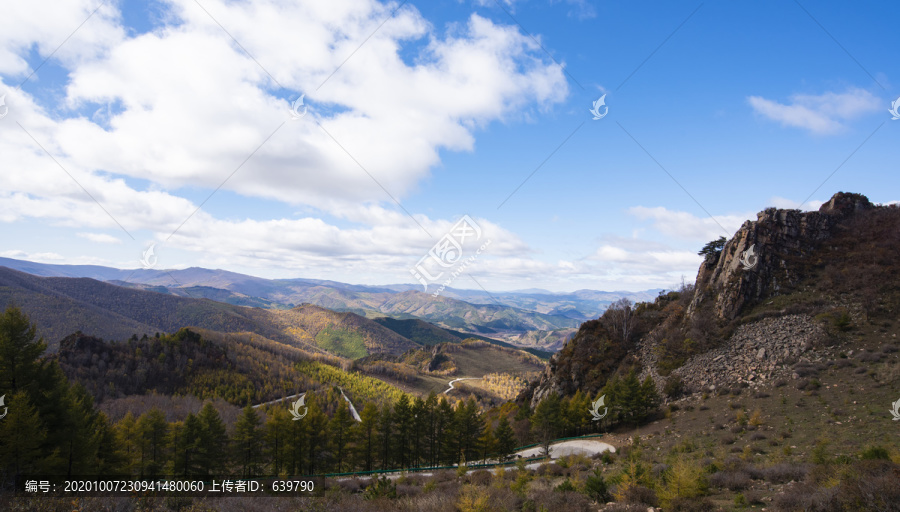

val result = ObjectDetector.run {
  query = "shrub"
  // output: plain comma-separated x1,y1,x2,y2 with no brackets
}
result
658,457,708,507
860,446,891,461
467,470,493,486
457,485,490,512
667,496,717,511
664,375,685,399
528,488,593,512
363,476,397,500
750,432,767,442
749,409,764,426
709,470,750,491
583,468,610,503
555,478,576,492
774,378,788,387
619,485,658,507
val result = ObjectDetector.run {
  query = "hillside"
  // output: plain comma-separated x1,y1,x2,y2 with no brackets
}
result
524,191,900,404
0,268,416,356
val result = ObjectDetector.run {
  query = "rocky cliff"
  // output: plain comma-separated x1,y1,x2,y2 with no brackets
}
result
524,192,892,407
688,192,874,321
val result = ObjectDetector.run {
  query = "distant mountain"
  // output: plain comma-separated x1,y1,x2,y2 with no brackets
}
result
0,267,413,356
0,257,658,349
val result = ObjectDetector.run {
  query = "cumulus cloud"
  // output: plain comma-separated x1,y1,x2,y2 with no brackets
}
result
77,232,123,244
0,0,569,283
747,88,882,135
627,206,751,241
767,196,824,211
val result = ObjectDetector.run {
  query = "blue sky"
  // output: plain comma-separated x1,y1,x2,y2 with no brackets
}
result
0,0,897,293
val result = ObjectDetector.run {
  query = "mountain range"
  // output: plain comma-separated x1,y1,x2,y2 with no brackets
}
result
0,256,657,350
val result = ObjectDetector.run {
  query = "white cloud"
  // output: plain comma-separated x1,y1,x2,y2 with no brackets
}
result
627,206,751,241
747,88,882,135
77,232,122,244
0,250,65,261
767,196,824,211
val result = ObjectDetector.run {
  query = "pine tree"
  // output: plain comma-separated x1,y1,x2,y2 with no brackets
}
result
265,407,292,477
478,420,496,464
232,406,263,478
377,403,393,470
436,397,455,466
355,402,379,472
531,392,561,458
115,412,140,475
137,408,168,478
0,391,46,475
197,402,228,476
0,306,47,395
173,413,203,477
92,411,127,476
329,401,355,473
495,416,516,462
638,376,661,423
305,396,328,475
393,395,413,468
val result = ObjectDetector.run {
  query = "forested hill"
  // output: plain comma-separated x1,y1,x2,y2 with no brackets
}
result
0,267,413,356
55,327,407,408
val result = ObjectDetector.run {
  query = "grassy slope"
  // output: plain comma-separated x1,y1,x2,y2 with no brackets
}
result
599,318,900,509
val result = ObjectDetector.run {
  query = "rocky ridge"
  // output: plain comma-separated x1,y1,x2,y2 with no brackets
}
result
689,192,873,321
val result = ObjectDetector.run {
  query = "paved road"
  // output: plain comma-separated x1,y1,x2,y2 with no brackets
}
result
443,377,482,394
251,393,304,409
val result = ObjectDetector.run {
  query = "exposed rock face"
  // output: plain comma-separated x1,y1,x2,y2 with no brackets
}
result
523,192,877,407
638,314,827,393
688,192,873,321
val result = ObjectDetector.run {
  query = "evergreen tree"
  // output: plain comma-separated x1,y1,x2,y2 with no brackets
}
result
0,306,46,395
478,420,496,464
637,376,661,423
0,391,46,475
137,408,168,478
393,395,413,468
456,397,484,464
232,406,263,477
173,413,203,477
411,396,426,467
423,392,438,467
286,407,309,475
115,412,140,475
92,412,127,476
265,407,292,477
305,396,328,475
494,416,516,462
355,402,379,472
197,402,228,476
435,397,455,466
377,403,393,470
328,401,355,473
531,392,561,457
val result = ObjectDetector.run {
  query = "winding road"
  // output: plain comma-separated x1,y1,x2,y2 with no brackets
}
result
443,377,482,395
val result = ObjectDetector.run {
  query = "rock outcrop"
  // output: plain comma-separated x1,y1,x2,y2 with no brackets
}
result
688,192,873,321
